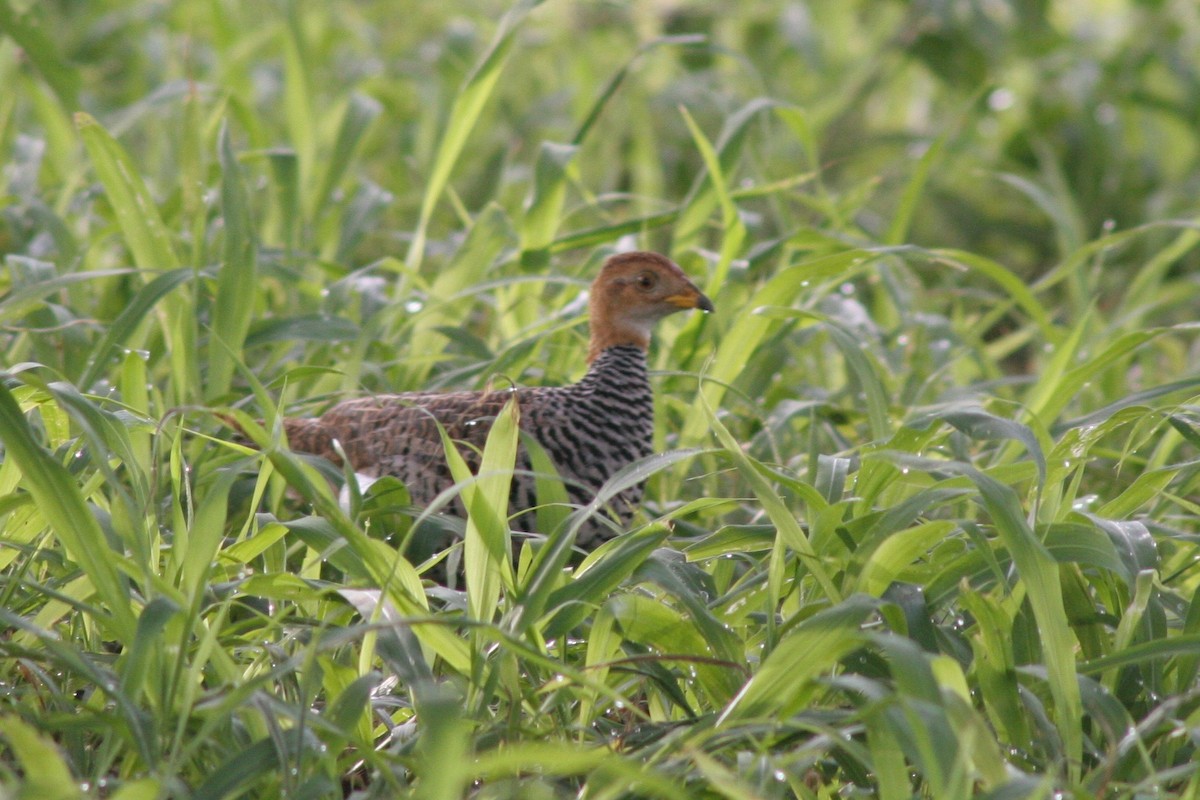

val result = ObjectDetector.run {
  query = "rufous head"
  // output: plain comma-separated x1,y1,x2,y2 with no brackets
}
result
587,251,713,362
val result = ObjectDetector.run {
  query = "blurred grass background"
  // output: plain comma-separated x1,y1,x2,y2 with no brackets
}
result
3,1,1200,798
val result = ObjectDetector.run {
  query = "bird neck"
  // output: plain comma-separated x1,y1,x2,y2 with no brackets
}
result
586,320,651,363
579,344,649,387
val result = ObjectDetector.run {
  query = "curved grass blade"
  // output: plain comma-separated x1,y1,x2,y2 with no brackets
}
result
719,594,876,722
0,715,83,800
75,113,179,272
230,414,470,673
0,380,136,639
77,267,194,391
907,403,1047,485
407,0,542,271
0,262,134,324
885,131,947,245
76,112,197,400
678,104,747,295
540,525,669,637
704,384,842,602
519,141,578,263
682,249,871,442
933,459,1083,779
931,249,1054,341
512,448,711,631
445,396,519,621
207,122,258,400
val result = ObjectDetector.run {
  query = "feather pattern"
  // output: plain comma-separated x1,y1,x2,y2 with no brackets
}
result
279,251,712,546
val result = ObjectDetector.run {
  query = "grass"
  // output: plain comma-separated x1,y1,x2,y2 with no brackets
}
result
3,0,1200,797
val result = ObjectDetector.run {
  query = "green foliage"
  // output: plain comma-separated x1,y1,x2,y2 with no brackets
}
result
2,1,1200,797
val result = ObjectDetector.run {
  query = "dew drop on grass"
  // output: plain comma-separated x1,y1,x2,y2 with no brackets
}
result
405,299,424,313
774,770,786,782
987,88,1015,111
1071,494,1098,510
121,347,150,361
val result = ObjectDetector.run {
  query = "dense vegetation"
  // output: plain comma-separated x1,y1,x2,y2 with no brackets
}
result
3,1,1200,797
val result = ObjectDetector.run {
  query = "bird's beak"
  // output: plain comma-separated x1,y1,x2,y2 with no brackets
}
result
666,287,715,313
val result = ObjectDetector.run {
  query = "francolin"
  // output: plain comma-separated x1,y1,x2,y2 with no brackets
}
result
280,251,712,547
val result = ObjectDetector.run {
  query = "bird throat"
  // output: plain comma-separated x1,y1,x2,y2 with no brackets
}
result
586,319,653,363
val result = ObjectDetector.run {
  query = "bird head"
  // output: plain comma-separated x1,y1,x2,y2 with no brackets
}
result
587,251,714,362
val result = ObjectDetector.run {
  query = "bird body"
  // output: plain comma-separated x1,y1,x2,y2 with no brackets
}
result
280,251,712,547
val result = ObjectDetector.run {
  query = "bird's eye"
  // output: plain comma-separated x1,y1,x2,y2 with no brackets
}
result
636,272,657,290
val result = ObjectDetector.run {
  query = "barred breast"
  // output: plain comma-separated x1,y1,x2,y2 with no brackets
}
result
265,250,712,562
285,345,653,546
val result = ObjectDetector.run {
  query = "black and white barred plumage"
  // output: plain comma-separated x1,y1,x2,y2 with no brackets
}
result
280,252,712,549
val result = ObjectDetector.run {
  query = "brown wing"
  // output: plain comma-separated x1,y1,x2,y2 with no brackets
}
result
283,388,520,503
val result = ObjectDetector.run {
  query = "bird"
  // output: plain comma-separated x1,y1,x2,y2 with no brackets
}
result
276,251,713,548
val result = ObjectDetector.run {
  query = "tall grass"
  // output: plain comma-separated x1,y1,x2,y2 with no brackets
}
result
2,1,1200,797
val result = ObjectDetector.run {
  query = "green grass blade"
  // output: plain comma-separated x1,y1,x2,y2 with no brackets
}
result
77,267,193,391
76,112,197,401
885,133,946,245
0,0,80,109
674,97,777,261
406,0,540,271
0,263,133,324
704,397,841,601
857,520,957,596
678,104,746,295
719,595,876,721
75,113,180,273
0,715,84,800
945,461,1083,779
235,421,471,672
519,140,577,262
208,122,258,400
0,380,136,639
461,397,519,621
312,91,381,222
281,11,316,205
682,250,870,442
405,203,514,386
1030,326,1175,425
931,248,1054,341
412,683,471,800
513,448,708,630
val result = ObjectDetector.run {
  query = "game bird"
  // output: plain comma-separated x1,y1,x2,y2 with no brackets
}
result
278,251,712,546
